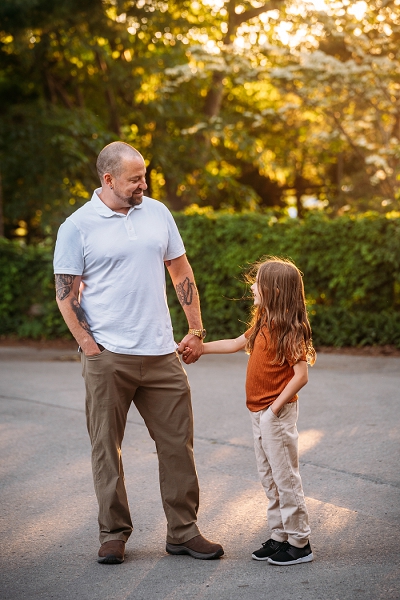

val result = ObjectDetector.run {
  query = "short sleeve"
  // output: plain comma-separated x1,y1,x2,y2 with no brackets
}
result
164,210,185,261
53,219,84,275
286,341,307,366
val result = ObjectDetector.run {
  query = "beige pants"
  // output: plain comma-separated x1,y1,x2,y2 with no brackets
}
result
82,350,200,545
249,402,311,548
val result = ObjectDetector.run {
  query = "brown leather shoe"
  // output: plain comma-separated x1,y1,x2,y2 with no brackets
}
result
166,534,224,560
97,540,125,564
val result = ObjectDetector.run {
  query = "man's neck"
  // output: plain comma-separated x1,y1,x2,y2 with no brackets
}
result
97,189,130,215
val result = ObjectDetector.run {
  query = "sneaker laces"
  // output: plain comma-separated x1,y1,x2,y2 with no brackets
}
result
263,539,282,549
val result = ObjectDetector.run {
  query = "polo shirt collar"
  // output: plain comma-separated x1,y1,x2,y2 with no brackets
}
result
91,188,144,217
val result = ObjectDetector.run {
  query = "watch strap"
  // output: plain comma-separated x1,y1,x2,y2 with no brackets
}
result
188,328,206,339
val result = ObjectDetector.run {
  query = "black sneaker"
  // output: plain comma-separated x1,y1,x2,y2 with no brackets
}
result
267,541,313,565
251,539,286,561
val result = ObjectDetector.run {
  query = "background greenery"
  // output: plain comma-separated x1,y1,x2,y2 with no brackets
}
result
2,211,399,348
1,1,399,346
1,0,400,241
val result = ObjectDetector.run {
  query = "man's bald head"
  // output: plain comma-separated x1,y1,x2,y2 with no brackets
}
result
96,142,144,183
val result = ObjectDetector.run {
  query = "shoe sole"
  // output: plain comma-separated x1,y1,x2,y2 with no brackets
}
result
252,554,273,561
267,552,314,566
97,554,124,564
166,543,224,560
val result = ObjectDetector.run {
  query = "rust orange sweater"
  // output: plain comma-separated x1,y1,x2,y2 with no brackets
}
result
245,326,306,412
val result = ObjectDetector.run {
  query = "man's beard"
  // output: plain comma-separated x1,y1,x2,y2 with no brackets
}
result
127,194,143,207
114,187,143,207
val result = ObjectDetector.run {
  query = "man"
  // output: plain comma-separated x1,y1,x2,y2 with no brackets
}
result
54,141,223,564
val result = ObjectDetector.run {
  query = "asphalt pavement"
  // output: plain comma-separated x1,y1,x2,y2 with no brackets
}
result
0,346,399,600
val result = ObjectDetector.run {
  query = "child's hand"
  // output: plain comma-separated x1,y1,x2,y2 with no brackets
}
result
182,346,193,361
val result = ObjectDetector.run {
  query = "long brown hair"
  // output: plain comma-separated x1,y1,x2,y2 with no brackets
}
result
246,257,316,366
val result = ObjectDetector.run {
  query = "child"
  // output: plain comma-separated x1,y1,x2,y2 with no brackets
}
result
197,257,316,565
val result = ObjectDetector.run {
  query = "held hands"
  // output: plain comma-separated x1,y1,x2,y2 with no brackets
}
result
177,334,203,364
181,346,193,362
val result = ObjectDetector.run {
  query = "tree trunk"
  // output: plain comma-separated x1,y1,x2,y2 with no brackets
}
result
203,0,285,120
95,51,120,135
164,175,182,211
105,88,120,135
204,72,225,118
294,173,305,219
336,152,343,194
0,171,4,237
76,87,85,108
295,191,304,219
145,160,153,198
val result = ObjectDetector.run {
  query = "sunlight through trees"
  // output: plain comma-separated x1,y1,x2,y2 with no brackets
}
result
0,0,399,239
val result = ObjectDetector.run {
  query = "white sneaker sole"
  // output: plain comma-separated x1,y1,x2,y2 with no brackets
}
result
268,552,314,565
251,554,272,561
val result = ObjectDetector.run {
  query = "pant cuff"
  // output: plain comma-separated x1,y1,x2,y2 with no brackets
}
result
100,534,130,545
166,524,200,545
287,537,309,548
271,533,287,543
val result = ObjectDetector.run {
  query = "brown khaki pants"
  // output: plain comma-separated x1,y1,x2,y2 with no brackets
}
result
81,350,200,545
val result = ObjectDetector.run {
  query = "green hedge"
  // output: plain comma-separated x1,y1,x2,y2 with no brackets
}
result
1,211,400,347
0,239,68,339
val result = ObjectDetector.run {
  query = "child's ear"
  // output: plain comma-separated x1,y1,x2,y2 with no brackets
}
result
276,287,280,295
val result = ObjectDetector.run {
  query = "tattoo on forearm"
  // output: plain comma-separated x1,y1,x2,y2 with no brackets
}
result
71,298,95,341
55,274,76,301
176,277,196,306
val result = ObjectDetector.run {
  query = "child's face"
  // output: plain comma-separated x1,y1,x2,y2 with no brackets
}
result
251,278,262,306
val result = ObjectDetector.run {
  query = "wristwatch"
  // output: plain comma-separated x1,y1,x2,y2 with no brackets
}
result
188,328,207,340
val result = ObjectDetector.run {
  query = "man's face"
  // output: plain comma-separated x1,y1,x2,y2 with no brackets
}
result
111,157,148,208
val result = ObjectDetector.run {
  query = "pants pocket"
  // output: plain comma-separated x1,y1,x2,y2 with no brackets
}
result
86,348,107,360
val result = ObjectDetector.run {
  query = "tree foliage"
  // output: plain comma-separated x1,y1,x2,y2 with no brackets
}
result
0,0,399,239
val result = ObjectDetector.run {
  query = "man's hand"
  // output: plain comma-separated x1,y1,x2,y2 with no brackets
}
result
84,346,103,357
177,334,203,364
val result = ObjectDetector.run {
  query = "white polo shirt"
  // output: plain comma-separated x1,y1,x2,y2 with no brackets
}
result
53,189,185,355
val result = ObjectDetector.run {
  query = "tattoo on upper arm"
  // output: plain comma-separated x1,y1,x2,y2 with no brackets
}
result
55,274,76,301
71,298,95,340
176,277,196,306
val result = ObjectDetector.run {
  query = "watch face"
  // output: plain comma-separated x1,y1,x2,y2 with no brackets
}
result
201,329,207,339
